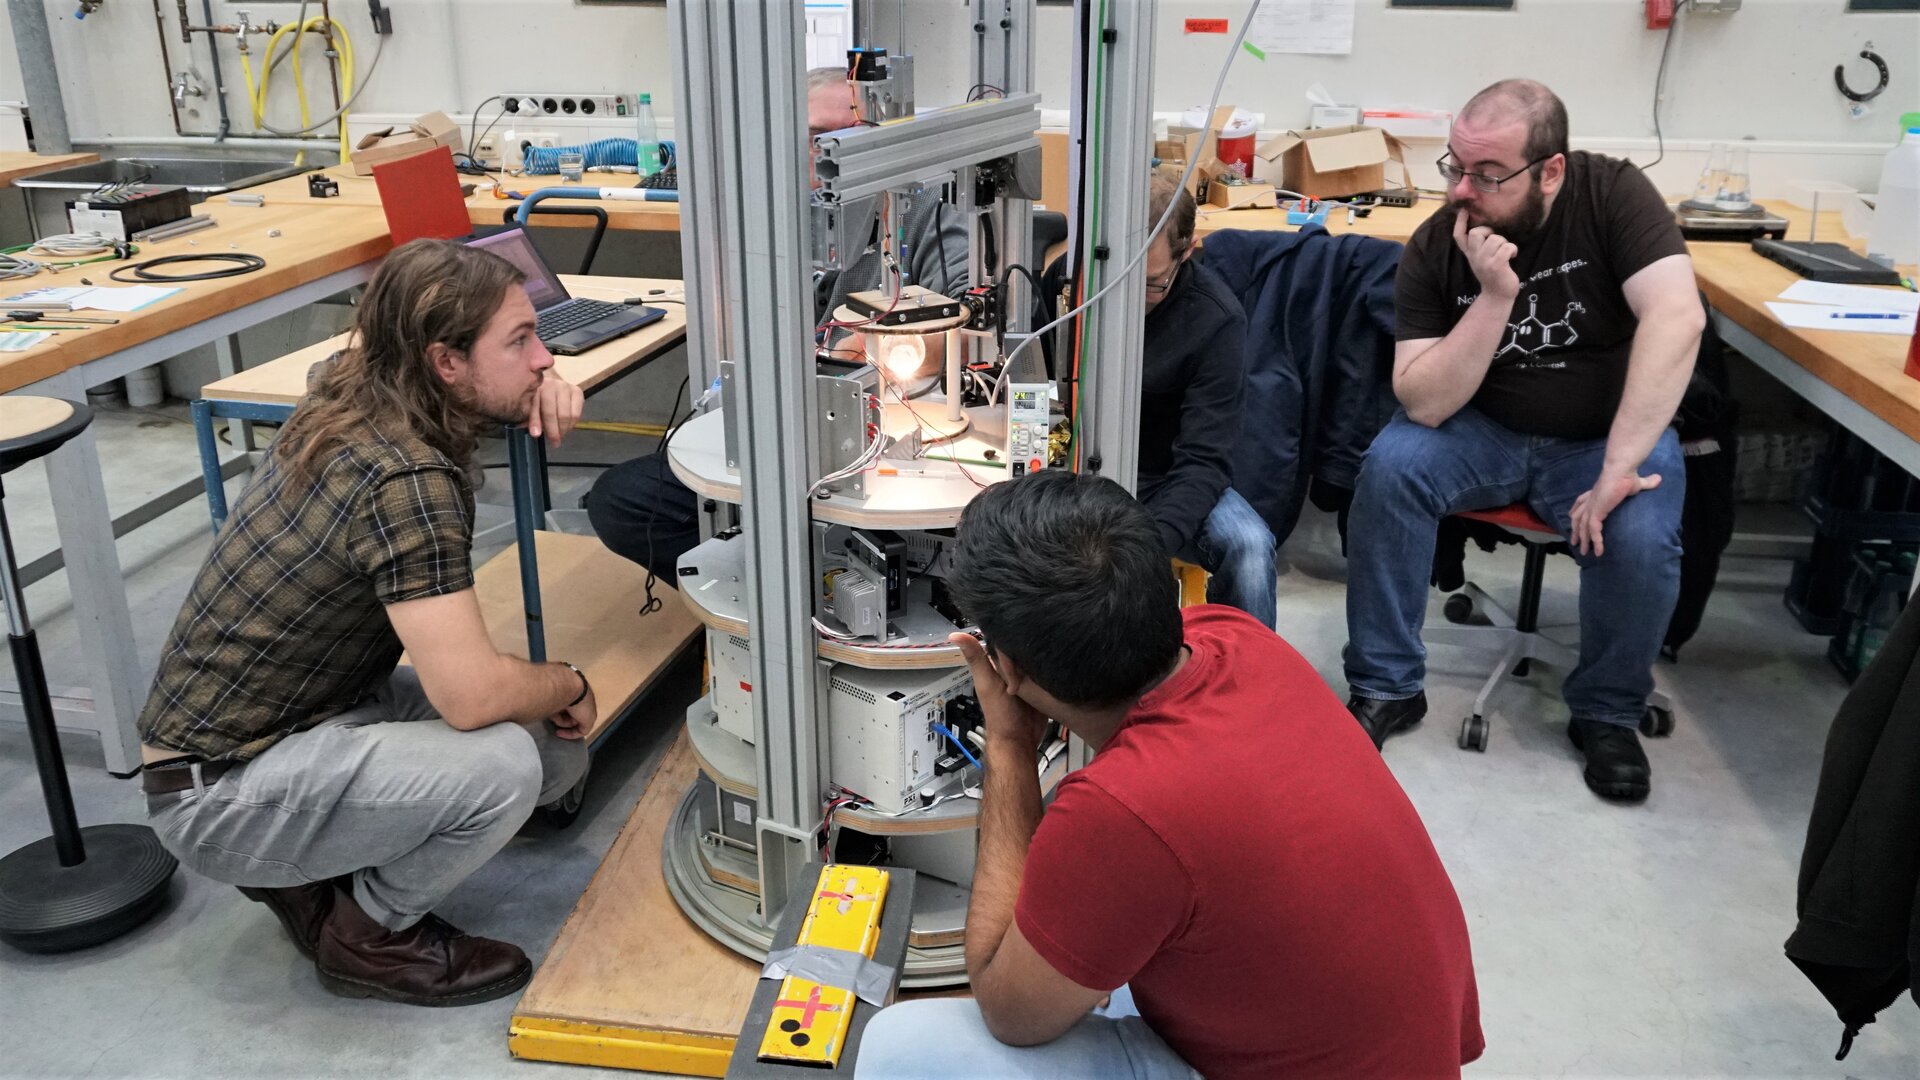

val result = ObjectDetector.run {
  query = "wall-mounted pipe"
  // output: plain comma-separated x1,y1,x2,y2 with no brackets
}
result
198,0,232,138
7,0,73,153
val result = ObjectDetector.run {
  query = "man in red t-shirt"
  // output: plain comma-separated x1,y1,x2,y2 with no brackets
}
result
855,470,1482,1080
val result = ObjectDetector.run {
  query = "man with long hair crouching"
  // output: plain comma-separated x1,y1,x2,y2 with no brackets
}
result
135,238,593,1006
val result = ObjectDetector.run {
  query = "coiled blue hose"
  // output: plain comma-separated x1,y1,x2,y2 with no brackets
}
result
521,138,677,175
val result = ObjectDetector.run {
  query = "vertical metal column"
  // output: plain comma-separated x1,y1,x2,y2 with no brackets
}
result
6,0,73,154
1071,0,1154,493
972,0,1038,332
668,0,826,918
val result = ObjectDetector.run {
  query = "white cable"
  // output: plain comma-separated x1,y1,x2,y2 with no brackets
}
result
0,253,42,281
27,232,115,257
995,0,1265,390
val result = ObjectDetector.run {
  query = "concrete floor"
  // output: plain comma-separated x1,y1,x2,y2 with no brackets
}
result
1,404,1917,1078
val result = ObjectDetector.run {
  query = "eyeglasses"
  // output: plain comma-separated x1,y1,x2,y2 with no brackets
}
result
1436,152,1554,193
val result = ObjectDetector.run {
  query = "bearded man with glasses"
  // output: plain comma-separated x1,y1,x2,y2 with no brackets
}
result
1342,79,1705,803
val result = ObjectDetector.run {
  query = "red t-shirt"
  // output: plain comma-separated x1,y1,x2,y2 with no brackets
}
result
1015,606,1484,1080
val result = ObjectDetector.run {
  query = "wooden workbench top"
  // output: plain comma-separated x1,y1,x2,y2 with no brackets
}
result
0,200,391,394
218,164,682,233
0,150,99,188
1691,242,1920,444
200,275,686,404
1195,198,1440,244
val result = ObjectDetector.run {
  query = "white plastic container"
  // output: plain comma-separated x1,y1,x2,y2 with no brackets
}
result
125,367,164,408
1867,128,1920,266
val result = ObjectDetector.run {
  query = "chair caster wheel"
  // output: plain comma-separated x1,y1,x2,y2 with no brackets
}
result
1443,593,1475,625
1640,705,1674,738
1458,715,1489,752
537,761,591,829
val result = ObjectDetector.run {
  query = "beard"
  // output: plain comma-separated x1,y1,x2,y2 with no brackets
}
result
448,374,537,429
1450,181,1548,247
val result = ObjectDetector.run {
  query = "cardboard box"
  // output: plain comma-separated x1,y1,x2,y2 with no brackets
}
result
350,110,463,177
1205,178,1276,210
1037,129,1071,212
1254,124,1410,199
1160,105,1237,197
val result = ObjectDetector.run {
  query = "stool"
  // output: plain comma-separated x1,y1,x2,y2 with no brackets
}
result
1426,504,1675,753
0,398,176,952
1172,558,1208,608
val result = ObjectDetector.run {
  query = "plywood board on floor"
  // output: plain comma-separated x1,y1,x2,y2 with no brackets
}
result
511,729,758,1075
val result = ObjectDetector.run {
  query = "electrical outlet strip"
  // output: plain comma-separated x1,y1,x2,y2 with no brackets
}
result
503,93,640,121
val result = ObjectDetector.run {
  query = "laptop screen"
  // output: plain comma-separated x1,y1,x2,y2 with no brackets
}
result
465,228,570,311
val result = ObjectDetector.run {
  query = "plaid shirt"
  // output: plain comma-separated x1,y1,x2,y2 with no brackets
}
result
138,421,475,762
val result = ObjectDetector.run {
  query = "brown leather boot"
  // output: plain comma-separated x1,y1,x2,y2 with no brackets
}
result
313,887,531,1007
238,880,338,960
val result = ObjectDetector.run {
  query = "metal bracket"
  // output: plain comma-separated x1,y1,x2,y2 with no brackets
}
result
813,93,1042,204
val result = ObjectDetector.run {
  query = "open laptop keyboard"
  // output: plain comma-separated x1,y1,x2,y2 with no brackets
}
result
535,298,626,339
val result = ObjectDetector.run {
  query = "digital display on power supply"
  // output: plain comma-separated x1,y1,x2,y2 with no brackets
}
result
1012,391,1041,408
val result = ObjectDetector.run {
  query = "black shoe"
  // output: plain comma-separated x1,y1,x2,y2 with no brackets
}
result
1567,717,1651,802
1347,692,1426,750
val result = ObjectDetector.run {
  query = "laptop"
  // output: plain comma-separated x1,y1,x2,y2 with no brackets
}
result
1751,239,1905,287
465,227,667,355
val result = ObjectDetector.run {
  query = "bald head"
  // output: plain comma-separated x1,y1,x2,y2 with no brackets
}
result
1458,79,1568,179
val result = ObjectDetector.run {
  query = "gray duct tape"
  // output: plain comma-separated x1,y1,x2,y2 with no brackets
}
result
761,944,898,1006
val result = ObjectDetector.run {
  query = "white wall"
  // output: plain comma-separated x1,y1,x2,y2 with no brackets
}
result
3,0,1915,194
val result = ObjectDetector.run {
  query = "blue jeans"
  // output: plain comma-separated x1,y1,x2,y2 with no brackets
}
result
854,987,1199,1080
1342,407,1684,729
1180,486,1278,629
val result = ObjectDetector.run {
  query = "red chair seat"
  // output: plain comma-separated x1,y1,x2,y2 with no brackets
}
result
1456,504,1561,541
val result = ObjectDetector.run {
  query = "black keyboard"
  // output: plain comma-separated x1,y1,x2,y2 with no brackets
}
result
536,298,626,339
641,168,678,191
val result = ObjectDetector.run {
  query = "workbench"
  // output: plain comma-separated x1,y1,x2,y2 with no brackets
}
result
0,151,99,188
0,199,391,773
217,165,682,233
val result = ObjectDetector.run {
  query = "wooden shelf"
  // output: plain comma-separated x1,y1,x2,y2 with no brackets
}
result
201,276,687,405
666,403,1015,529
468,532,701,744
677,533,969,669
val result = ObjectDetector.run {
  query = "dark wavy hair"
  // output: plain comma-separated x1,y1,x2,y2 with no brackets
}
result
948,470,1183,708
273,238,525,483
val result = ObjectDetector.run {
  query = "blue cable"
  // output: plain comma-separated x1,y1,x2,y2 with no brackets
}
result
930,724,982,771
521,138,677,175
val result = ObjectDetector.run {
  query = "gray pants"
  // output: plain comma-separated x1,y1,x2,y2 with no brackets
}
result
148,669,589,931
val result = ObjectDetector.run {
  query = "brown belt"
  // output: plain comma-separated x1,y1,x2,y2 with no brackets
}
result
140,759,241,795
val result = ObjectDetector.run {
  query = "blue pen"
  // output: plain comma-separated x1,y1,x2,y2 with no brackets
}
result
1829,312,1905,319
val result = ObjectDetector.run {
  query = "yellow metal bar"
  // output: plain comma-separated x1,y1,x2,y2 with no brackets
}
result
757,864,890,1068
508,1015,736,1077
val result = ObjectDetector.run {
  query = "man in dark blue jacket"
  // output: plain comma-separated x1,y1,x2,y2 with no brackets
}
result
1138,177,1275,627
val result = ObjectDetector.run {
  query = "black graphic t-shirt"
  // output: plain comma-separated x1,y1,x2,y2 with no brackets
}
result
1395,151,1689,440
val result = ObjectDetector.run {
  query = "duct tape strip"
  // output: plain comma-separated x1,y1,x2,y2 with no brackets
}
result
760,944,898,1007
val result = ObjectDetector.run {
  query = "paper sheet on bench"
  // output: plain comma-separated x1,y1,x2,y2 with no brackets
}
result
1777,280,1920,315
1765,301,1917,335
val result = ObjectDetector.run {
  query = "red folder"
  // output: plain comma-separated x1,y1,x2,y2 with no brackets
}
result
371,145,472,245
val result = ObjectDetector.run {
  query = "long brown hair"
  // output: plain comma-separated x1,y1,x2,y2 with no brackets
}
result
274,238,525,485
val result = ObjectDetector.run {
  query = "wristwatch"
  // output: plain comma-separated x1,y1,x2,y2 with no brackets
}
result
561,661,590,707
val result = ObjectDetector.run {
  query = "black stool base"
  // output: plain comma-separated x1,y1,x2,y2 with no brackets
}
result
0,823,177,953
